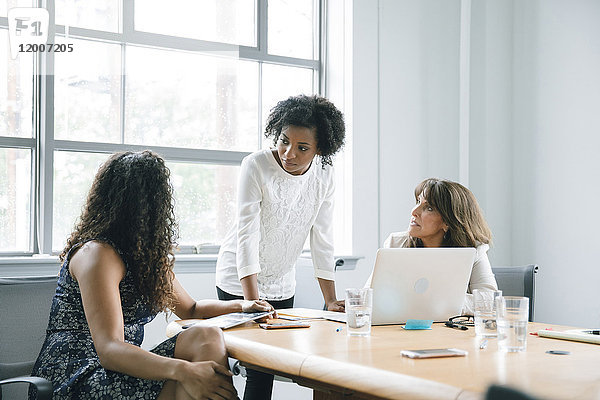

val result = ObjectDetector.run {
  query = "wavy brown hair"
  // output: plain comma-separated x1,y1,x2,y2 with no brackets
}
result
404,178,492,248
60,151,178,313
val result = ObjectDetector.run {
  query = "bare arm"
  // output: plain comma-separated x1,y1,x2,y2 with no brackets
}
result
170,275,272,320
239,274,276,316
311,170,340,312
71,242,244,399
240,274,260,300
318,278,345,312
70,242,187,381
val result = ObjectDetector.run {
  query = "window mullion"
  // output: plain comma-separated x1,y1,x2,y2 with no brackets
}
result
37,0,55,255
318,0,325,96
257,0,268,56
53,139,251,166
120,0,130,145
257,0,267,148
258,61,263,148
120,44,126,144
122,0,134,39
256,0,269,149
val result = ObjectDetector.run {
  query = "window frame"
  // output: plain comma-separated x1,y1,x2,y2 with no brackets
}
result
0,0,325,256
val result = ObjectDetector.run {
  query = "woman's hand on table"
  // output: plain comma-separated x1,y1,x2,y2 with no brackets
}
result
326,299,345,312
240,299,277,318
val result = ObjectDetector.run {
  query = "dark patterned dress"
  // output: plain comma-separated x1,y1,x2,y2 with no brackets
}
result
30,241,178,399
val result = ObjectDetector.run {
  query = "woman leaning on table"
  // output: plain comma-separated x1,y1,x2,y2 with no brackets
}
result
215,94,346,400
381,178,498,315
30,150,272,400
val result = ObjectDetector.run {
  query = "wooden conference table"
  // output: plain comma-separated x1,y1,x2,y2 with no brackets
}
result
167,308,600,400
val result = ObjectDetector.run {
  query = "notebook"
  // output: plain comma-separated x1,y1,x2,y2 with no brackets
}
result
181,311,273,330
325,247,475,325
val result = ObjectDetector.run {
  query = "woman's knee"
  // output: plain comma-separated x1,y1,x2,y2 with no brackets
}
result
174,325,226,361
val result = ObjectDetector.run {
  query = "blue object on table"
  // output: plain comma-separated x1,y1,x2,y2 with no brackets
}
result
403,319,433,330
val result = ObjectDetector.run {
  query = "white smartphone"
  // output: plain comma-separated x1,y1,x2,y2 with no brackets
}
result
400,348,468,359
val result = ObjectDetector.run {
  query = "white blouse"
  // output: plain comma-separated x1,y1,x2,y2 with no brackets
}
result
215,149,336,300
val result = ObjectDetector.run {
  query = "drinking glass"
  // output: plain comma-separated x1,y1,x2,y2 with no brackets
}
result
496,296,529,352
345,288,373,336
473,289,502,338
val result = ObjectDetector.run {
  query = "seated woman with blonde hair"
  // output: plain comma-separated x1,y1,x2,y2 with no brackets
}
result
382,177,498,315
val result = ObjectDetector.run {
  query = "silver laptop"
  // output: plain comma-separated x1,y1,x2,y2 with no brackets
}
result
325,247,475,325
370,247,475,325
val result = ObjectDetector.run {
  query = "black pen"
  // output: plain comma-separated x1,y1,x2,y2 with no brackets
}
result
582,330,600,335
445,321,468,331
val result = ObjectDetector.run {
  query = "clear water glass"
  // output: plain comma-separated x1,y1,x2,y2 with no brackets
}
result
496,296,529,352
345,288,373,336
473,289,502,338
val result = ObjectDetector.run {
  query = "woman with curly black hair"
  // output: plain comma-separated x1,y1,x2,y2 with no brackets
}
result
31,150,272,400
215,94,346,399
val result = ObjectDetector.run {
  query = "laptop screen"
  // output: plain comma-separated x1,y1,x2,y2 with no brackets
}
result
369,247,475,325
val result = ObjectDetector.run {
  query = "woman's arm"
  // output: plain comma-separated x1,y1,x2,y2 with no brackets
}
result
71,242,241,399
462,244,498,315
70,242,189,381
235,156,263,297
240,274,260,300
317,278,345,312
468,244,498,292
311,170,343,311
171,276,272,320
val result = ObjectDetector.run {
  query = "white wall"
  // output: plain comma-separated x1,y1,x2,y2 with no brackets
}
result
510,0,600,326
378,0,462,238
469,0,514,266
470,0,600,326
350,0,465,288
344,0,381,289
351,0,600,327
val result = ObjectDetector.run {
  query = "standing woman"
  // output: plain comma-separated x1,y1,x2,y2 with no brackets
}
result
215,94,346,399
382,178,498,314
31,151,272,400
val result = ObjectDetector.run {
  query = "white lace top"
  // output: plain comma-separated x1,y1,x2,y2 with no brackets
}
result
215,149,336,300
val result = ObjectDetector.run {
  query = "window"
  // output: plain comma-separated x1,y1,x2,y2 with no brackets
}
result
1,0,337,256
0,26,34,254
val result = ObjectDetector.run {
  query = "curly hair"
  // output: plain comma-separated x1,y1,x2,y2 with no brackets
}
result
264,94,345,166
404,178,492,248
60,151,178,313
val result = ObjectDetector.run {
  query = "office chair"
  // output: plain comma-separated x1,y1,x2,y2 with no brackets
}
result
491,265,538,321
0,275,57,400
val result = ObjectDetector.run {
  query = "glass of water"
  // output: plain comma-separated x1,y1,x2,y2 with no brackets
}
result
496,296,529,352
473,289,502,338
345,288,373,336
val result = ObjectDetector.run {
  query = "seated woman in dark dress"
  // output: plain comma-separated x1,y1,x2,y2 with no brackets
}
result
31,150,273,400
